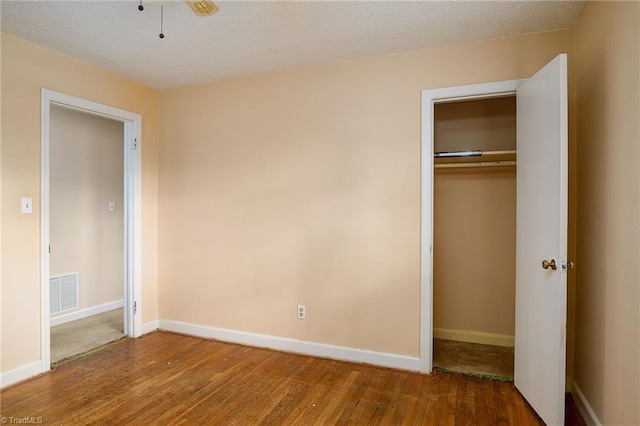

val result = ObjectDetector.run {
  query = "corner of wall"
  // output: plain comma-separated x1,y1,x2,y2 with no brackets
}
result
571,380,603,426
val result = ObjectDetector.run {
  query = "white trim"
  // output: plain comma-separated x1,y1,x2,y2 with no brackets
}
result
433,328,515,348
50,300,124,327
0,361,42,389
420,79,525,373
40,90,51,373
158,320,422,372
122,110,143,339
41,89,143,375
571,380,602,426
141,320,159,335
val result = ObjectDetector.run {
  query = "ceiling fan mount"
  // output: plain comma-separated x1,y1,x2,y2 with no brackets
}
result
138,0,219,38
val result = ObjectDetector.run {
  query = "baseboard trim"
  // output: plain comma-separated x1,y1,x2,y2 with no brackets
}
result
50,299,124,327
141,320,158,335
158,319,422,372
0,361,42,389
571,380,602,426
433,328,515,347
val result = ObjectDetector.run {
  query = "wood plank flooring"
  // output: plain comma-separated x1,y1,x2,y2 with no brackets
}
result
0,331,547,425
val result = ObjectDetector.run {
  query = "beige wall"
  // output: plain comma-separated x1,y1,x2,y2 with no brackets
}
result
158,29,575,357
434,98,516,337
1,33,159,373
434,96,516,153
574,1,640,424
434,167,516,336
50,106,124,312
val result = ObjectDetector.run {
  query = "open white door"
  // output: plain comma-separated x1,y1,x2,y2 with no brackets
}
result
515,53,568,425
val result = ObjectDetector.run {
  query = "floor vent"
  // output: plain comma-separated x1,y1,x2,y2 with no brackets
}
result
50,273,78,314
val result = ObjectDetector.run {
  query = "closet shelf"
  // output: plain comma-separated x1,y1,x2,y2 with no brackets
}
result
434,150,516,168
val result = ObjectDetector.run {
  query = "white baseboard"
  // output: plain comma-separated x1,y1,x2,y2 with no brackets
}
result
158,319,422,372
0,361,42,389
571,380,602,426
434,328,515,347
50,299,124,327
141,320,158,335
1,312,152,390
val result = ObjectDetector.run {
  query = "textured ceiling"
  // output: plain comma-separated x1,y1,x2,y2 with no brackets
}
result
0,1,586,89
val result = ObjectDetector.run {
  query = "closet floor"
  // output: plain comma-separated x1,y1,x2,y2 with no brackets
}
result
433,338,514,380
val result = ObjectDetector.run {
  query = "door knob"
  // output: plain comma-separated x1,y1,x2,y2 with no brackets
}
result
542,259,557,271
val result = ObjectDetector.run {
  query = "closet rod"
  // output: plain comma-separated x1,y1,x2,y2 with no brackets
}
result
434,149,516,158
434,150,481,158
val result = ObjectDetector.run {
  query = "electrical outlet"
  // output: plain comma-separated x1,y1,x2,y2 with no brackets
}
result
297,304,306,320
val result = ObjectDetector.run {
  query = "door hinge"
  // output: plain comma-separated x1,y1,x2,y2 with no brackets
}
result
133,301,138,315
48,244,51,254
132,138,138,150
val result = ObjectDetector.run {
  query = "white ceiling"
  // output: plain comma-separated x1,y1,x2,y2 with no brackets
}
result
0,1,586,89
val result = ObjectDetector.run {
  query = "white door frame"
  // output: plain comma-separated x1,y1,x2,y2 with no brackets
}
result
420,79,525,373
40,89,143,372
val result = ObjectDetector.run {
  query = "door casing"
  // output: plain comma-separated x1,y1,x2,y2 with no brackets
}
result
420,79,525,373
40,89,143,372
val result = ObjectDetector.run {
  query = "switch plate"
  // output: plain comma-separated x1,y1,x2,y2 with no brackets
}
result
108,202,115,212
21,197,33,214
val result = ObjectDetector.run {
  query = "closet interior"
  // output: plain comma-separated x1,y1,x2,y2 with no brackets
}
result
432,95,517,380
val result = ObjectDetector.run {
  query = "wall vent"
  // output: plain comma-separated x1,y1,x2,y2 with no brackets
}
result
50,272,78,314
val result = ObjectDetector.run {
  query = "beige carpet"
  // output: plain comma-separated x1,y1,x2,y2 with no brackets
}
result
51,308,125,365
433,338,514,380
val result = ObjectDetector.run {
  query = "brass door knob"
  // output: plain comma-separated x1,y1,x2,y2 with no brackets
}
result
542,259,557,271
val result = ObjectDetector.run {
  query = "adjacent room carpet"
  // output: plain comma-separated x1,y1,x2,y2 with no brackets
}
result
433,338,514,380
50,308,125,365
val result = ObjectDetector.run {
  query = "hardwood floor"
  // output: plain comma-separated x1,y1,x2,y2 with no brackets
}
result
1,331,548,425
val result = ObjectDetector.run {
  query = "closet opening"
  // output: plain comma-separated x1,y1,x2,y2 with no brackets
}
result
432,95,517,380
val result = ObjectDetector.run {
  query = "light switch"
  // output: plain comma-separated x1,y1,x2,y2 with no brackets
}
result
21,197,33,214
108,202,115,212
